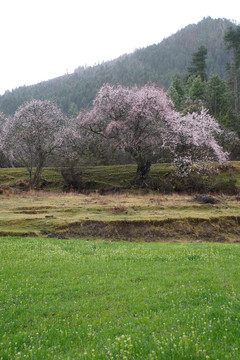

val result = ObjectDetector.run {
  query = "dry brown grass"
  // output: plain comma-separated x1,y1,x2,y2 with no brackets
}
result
0,190,240,241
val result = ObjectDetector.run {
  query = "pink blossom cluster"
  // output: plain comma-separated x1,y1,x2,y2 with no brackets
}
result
77,83,228,174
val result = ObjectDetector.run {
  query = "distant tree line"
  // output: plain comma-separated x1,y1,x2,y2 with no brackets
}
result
0,18,234,117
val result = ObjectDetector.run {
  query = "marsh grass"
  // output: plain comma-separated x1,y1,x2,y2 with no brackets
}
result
0,238,240,359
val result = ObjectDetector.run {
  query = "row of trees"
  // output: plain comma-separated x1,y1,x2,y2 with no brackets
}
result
0,22,239,189
0,84,228,189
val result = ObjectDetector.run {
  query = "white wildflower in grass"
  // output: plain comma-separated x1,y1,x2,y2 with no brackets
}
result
106,335,133,360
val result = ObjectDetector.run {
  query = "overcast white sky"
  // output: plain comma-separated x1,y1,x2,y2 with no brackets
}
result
0,0,239,95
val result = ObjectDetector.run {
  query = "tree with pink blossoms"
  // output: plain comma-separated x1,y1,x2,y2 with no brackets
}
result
77,83,178,184
2,100,67,188
0,111,6,143
0,111,10,167
76,83,228,185
170,108,228,176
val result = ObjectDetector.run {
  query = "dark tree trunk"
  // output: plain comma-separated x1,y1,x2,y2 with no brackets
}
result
32,165,43,189
135,158,151,186
31,156,45,189
61,167,83,191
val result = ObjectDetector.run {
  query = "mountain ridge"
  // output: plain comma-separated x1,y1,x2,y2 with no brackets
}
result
0,17,235,116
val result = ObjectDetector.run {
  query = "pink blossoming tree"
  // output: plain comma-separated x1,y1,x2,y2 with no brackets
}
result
76,83,228,185
170,108,228,176
2,100,67,188
0,111,10,167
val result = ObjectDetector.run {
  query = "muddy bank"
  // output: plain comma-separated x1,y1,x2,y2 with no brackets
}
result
43,216,240,242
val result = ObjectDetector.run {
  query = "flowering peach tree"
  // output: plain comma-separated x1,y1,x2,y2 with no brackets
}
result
77,83,228,185
0,111,10,167
170,108,228,176
2,100,67,188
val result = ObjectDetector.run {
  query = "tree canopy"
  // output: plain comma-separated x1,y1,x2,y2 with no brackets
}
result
1,100,67,187
75,84,227,184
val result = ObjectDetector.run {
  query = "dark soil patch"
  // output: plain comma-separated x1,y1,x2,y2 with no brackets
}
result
16,210,47,214
0,175,14,181
43,216,240,242
0,231,38,237
15,206,55,213
192,194,220,204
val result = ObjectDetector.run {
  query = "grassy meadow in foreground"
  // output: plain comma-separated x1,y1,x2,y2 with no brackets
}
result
1,238,240,359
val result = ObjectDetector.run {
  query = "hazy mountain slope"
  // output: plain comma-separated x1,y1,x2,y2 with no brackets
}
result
0,17,234,115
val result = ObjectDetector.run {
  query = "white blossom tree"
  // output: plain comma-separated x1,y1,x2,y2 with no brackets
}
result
76,83,228,185
2,100,67,188
0,111,10,167
170,108,228,176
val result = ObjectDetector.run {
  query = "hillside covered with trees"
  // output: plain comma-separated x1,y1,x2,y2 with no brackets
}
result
0,17,235,116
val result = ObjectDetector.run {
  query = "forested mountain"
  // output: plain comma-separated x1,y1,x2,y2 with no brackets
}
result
0,17,235,116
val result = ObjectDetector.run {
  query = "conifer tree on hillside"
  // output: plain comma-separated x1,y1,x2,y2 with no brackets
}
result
169,44,234,128
187,45,208,81
224,25,240,114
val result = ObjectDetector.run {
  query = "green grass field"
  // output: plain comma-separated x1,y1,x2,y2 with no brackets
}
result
1,164,240,359
1,238,240,359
